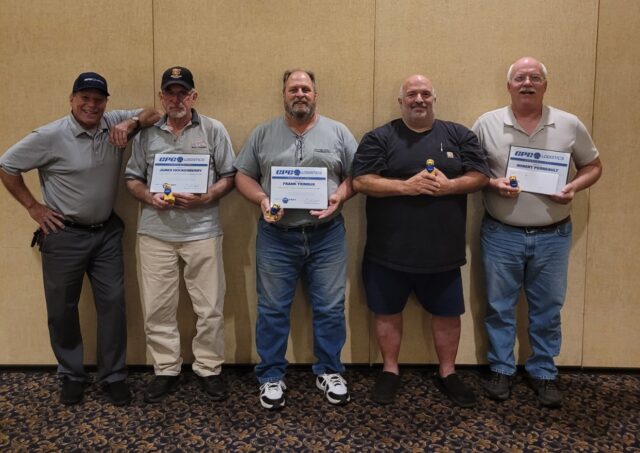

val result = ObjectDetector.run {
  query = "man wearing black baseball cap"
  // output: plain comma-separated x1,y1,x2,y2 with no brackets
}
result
126,66,236,403
160,66,195,91
0,71,160,406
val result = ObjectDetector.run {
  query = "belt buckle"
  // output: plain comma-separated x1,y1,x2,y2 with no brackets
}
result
524,226,538,234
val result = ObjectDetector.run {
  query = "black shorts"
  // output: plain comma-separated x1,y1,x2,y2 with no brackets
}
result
362,258,465,316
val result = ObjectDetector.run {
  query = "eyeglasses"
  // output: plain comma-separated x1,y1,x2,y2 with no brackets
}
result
511,74,545,84
162,90,193,101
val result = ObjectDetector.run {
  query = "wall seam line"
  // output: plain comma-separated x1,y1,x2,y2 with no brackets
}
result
581,0,601,370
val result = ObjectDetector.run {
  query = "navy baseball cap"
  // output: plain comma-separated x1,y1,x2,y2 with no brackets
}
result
72,72,110,96
161,66,195,90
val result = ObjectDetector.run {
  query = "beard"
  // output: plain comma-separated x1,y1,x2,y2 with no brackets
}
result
285,100,315,121
167,106,188,119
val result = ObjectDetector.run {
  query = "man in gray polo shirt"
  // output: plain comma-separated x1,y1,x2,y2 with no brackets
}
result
125,66,235,403
473,57,603,407
234,69,357,410
0,72,160,406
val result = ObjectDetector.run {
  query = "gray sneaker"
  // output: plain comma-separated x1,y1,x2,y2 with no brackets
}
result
482,372,511,401
528,377,562,408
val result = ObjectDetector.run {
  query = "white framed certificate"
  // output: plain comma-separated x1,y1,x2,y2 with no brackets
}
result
270,166,328,209
150,154,210,193
506,146,571,195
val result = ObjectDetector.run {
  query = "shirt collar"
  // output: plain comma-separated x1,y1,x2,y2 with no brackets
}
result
504,105,554,131
68,113,109,137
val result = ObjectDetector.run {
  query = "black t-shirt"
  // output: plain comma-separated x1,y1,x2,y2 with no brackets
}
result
352,119,488,273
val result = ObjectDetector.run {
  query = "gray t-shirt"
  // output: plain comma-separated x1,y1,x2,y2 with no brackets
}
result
233,115,357,227
0,110,139,224
125,110,236,241
472,105,599,226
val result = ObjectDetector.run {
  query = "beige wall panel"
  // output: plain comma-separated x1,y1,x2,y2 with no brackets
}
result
584,0,640,367
0,0,154,364
374,0,598,365
152,0,375,364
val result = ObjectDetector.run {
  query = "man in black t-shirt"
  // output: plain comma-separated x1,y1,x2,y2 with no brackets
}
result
352,74,489,407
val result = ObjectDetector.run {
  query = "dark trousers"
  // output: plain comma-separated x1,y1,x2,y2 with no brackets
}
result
40,215,127,383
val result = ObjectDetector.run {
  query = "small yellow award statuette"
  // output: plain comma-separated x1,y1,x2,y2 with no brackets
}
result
163,183,175,205
268,202,281,220
425,159,436,174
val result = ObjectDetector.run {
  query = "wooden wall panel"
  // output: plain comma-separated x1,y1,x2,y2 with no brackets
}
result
373,0,598,365
0,0,154,364
2,0,638,369
151,0,375,365
584,0,640,367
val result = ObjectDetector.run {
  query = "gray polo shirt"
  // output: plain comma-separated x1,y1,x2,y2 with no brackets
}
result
233,115,357,227
125,110,236,241
0,110,140,224
472,105,599,226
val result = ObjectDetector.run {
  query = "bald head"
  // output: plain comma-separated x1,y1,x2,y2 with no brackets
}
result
398,75,436,132
507,57,547,82
399,74,436,98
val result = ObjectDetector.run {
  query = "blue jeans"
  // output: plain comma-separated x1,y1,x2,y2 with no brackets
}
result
255,216,347,384
481,216,572,380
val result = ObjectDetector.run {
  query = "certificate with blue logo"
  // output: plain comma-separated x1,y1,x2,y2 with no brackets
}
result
150,153,210,193
506,146,571,195
270,166,328,209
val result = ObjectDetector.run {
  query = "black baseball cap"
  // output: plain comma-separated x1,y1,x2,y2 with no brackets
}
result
72,72,110,96
161,66,195,90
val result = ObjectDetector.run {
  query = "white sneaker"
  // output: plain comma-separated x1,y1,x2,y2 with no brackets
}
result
259,380,286,410
316,373,350,405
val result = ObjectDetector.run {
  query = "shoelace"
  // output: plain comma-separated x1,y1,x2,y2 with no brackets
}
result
490,373,505,384
326,374,347,389
261,382,284,395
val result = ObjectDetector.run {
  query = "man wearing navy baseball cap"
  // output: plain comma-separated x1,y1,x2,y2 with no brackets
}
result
0,71,160,406
72,71,111,96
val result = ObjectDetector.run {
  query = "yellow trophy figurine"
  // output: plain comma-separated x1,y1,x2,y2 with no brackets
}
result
162,183,175,205
425,159,437,175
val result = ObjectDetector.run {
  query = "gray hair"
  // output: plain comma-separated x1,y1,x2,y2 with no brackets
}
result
282,69,317,92
507,59,548,81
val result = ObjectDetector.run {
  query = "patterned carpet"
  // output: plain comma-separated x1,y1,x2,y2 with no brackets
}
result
1,365,639,452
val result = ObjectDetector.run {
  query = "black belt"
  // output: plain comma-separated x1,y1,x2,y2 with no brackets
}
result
485,212,570,234
63,213,113,230
269,217,338,233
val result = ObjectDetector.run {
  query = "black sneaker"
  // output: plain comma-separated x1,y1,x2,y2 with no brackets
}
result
482,372,511,401
527,377,562,408
434,373,476,408
103,380,132,406
60,378,84,405
198,374,228,401
370,371,401,405
144,375,180,403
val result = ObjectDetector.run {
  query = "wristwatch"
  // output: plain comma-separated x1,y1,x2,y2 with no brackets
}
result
130,116,140,127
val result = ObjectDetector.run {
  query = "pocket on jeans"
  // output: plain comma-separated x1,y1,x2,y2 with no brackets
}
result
482,216,500,233
555,221,572,237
